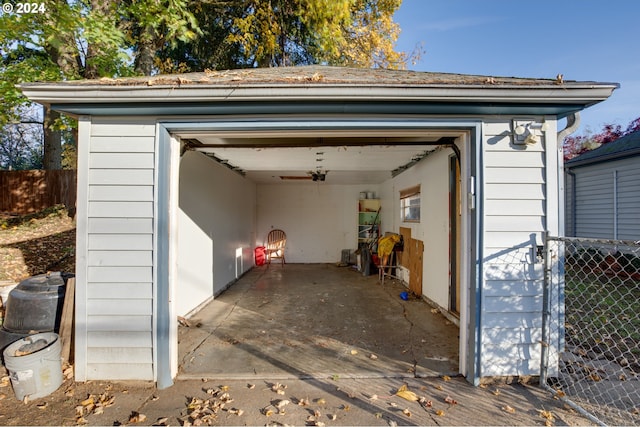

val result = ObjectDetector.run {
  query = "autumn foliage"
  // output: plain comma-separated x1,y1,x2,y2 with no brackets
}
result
563,117,640,161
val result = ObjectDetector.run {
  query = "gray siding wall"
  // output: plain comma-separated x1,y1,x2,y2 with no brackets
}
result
565,172,575,237
78,118,157,381
481,120,549,377
568,156,640,240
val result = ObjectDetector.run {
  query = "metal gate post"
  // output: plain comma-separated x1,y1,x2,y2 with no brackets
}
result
539,231,551,385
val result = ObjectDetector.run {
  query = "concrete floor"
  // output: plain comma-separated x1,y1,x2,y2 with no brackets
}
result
177,264,459,380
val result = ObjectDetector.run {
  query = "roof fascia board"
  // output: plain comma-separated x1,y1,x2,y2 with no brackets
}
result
49,100,588,117
20,84,617,107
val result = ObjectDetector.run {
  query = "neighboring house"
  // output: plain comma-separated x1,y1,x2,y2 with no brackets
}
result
20,66,617,388
565,130,640,240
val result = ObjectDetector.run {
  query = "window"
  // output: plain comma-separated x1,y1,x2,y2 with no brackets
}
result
400,185,421,222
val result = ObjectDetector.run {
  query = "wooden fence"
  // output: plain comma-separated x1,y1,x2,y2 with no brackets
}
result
0,170,77,215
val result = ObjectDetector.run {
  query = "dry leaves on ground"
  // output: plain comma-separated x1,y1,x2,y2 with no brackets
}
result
0,206,75,282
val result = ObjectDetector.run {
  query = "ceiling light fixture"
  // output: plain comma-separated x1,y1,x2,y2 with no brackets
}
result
309,169,328,182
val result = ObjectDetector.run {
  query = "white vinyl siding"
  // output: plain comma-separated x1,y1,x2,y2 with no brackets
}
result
480,120,548,377
568,156,640,240
78,117,157,381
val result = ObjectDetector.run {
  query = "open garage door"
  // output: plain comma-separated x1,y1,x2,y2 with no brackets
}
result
159,120,477,383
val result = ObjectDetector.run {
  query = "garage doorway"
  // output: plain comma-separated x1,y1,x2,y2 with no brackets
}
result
158,119,478,384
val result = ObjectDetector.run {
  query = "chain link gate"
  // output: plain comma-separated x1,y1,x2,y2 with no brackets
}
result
541,235,640,426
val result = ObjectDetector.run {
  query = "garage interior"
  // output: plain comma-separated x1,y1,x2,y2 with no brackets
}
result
171,128,466,379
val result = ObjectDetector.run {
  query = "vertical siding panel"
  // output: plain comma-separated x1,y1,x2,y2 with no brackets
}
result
481,119,550,377
83,118,156,381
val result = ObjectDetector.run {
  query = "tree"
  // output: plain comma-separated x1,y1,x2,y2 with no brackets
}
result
157,0,417,73
564,117,640,161
2,0,413,169
0,105,43,170
0,0,199,169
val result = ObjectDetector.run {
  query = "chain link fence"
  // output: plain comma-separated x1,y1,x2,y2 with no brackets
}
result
542,236,640,426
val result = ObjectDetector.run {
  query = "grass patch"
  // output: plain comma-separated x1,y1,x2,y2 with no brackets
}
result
565,264,640,361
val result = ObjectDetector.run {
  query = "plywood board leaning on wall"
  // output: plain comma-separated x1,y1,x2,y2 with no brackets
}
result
408,238,424,296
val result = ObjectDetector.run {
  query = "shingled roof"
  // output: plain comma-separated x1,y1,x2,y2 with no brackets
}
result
566,130,640,167
24,65,609,88
19,65,619,118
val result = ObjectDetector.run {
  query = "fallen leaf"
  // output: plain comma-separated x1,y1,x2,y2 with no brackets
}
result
435,410,446,416
156,417,169,425
502,405,516,414
316,398,326,405
420,398,432,407
247,383,255,389
63,367,74,379
37,402,48,409
129,412,147,423
329,414,337,421
274,399,290,409
442,375,451,381
369,394,378,400
395,384,419,402
298,397,310,406
81,396,95,406
369,354,378,360
390,402,398,408
389,421,397,427
444,395,458,405
263,408,274,416
492,389,501,396
402,408,411,417
539,409,555,427
350,349,358,355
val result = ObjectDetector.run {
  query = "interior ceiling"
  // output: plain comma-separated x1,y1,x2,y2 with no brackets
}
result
178,133,458,184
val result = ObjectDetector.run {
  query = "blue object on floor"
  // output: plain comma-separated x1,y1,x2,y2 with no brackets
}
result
399,291,408,300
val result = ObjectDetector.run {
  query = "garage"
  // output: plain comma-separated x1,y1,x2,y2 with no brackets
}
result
19,66,617,388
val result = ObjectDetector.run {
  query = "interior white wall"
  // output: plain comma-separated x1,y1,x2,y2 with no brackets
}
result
256,183,379,263
380,148,452,308
177,151,256,315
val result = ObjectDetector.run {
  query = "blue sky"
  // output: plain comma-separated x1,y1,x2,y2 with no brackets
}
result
393,0,639,135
